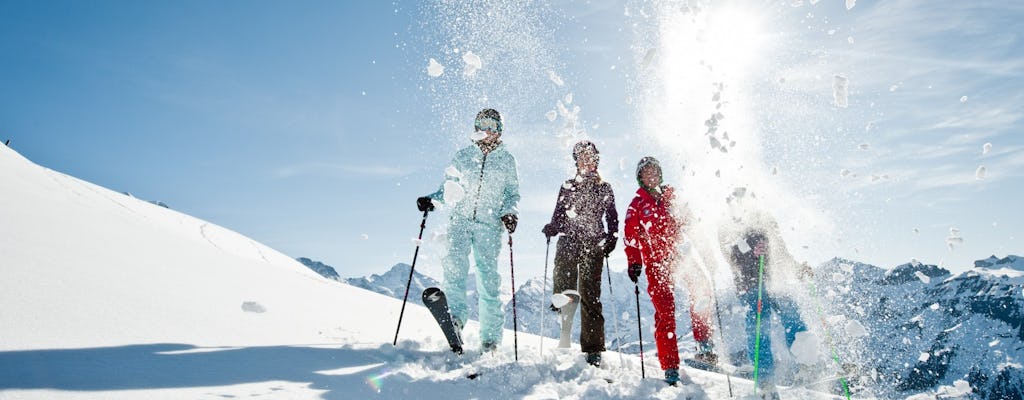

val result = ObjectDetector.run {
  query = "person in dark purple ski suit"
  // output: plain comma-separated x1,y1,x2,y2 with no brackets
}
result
541,140,618,367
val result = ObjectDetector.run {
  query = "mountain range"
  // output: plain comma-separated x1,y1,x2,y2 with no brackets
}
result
308,254,1024,399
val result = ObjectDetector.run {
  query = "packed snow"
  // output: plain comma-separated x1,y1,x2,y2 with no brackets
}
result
3,141,846,400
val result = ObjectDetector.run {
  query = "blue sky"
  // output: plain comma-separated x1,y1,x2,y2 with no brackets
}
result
2,0,1021,280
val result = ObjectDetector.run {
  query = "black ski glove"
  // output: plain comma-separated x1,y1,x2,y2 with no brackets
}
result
417,196,435,212
628,263,642,283
501,214,518,233
602,233,618,257
541,223,559,238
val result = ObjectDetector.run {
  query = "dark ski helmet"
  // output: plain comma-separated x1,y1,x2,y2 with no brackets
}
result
572,140,599,161
636,156,662,187
475,108,503,133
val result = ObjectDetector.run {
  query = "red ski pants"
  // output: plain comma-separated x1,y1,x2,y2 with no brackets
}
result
645,259,714,371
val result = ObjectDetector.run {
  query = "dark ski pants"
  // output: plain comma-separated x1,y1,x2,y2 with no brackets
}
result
646,259,679,370
552,236,606,353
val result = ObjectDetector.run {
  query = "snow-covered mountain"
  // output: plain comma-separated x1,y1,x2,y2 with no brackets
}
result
296,256,341,281
0,144,742,399
5,141,1017,399
344,255,1024,399
813,256,1024,399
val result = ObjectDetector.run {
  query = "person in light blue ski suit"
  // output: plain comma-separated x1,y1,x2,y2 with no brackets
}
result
417,108,520,351
718,192,812,398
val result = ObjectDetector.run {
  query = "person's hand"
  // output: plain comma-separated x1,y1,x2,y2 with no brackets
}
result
542,223,559,238
501,214,518,233
753,240,768,256
628,263,642,283
416,196,435,212
602,233,618,257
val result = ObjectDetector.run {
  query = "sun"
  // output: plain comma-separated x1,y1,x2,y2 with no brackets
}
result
701,6,768,77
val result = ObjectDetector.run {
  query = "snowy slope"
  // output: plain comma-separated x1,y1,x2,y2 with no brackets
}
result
2,145,804,399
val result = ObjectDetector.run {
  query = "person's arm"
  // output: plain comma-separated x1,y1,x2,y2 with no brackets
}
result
543,184,571,237
499,154,520,218
623,197,644,267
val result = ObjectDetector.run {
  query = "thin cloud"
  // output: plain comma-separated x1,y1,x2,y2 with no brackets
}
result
273,162,412,179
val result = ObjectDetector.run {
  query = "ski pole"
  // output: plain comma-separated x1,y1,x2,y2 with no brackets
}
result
807,274,853,400
393,210,429,346
753,254,766,395
540,237,551,356
509,233,519,361
605,257,625,366
635,283,646,379
684,234,733,397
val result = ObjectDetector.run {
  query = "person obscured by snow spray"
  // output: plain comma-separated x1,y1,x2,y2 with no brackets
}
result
718,189,813,399
541,140,618,367
417,108,520,352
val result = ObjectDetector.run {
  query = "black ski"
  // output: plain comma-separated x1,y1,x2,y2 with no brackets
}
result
422,287,464,354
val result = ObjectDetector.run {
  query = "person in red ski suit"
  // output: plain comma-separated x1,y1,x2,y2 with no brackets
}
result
623,156,712,385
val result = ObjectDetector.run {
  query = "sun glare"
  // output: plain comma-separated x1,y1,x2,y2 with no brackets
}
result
702,6,767,77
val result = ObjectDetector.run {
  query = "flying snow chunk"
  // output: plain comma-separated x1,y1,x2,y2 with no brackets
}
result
791,331,822,365
361,233,369,240
445,165,463,179
547,70,564,86
915,271,931,284
983,142,992,155
846,0,856,10
427,58,445,77
989,339,1000,347
545,110,557,122
564,93,574,104
470,130,487,141
913,228,920,234
935,380,973,397
845,319,868,337
840,169,852,177
930,303,940,310
960,95,968,103
858,143,870,150
976,165,987,179
833,75,849,107
551,293,573,308
946,228,964,249
443,180,465,204
919,352,930,362
462,51,482,76
848,36,855,44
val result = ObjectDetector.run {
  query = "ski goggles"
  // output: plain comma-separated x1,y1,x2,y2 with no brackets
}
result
474,117,502,133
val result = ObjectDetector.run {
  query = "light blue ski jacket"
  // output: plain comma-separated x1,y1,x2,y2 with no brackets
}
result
427,142,520,225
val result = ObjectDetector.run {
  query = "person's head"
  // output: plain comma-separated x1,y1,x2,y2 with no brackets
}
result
636,156,663,190
572,140,599,175
474,108,503,145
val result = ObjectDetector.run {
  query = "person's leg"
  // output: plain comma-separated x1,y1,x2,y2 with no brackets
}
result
682,268,715,359
773,295,808,348
473,223,505,347
742,290,775,383
552,238,581,348
578,244,606,355
442,222,472,328
646,261,679,371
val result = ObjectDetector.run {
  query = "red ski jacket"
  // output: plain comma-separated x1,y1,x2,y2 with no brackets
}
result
624,185,682,266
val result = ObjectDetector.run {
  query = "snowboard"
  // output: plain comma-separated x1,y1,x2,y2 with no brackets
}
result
422,287,464,354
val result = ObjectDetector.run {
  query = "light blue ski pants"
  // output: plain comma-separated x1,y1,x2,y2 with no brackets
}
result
442,220,505,346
